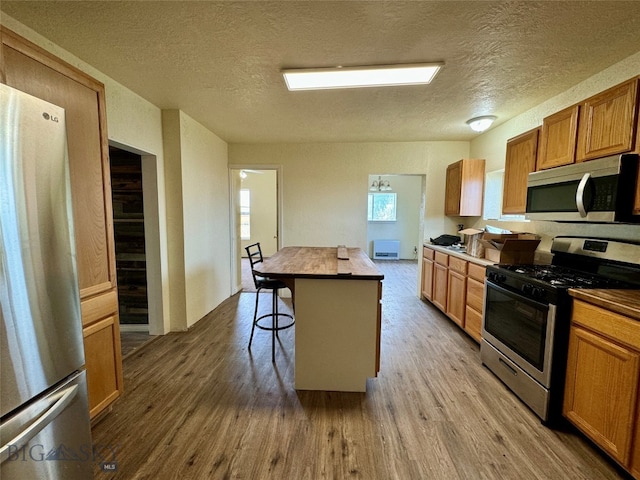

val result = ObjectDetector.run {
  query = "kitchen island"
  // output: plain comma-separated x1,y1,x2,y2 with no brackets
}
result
255,246,383,392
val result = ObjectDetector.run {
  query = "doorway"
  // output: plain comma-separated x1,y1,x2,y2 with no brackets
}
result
229,167,281,293
109,144,164,356
366,174,425,261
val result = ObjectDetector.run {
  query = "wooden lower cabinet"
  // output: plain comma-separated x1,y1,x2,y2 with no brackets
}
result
84,315,123,419
422,246,486,342
563,299,640,476
633,395,640,479
464,276,484,342
432,261,448,311
446,257,467,328
421,247,435,300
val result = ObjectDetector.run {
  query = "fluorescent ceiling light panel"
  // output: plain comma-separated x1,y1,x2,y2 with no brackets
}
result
282,63,443,90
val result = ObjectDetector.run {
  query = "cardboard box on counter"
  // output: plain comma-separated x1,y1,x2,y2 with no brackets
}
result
459,228,484,258
478,232,541,264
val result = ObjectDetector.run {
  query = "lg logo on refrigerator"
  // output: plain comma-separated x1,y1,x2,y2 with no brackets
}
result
42,112,59,123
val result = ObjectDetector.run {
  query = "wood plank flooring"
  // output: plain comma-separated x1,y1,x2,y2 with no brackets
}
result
92,260,627,479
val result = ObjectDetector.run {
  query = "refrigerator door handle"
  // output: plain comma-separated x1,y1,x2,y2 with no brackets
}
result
0,384,78,464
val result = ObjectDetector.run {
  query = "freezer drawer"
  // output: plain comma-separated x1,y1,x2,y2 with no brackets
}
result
0,371,93,480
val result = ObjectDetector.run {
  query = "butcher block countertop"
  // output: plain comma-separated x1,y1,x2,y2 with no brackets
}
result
568,289,640,321
255,246,384,280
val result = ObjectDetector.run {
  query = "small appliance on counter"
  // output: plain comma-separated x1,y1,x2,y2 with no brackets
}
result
429,234,461,246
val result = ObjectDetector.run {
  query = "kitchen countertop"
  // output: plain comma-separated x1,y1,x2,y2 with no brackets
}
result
424,243,495,267
255,246,384,280
569,289,640,321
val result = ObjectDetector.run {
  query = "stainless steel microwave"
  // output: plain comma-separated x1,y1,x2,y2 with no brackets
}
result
526,153,640,223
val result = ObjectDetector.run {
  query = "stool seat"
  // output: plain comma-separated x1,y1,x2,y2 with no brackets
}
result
254,276,287,290
245,243,294,363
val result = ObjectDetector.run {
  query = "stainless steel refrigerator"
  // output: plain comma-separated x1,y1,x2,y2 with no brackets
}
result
0,83,94,479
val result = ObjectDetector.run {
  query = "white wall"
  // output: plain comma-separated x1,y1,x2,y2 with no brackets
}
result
228,142,470,250
470,51,640,251
367,175,423,259
163,110,231,330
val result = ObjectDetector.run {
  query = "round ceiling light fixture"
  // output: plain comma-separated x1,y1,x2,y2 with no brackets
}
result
466,115,497,132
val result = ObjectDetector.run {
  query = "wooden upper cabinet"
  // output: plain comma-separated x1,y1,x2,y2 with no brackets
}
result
537,105,579,170
445,159,485,216
2,27,122,420
576,77,639,162
503,128,539,214
445,161,462,215
1,28,116,298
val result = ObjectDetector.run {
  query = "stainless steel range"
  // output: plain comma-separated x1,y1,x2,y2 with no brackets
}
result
481,236,640,424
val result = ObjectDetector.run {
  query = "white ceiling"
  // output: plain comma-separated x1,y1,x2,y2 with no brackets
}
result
3,1,640,144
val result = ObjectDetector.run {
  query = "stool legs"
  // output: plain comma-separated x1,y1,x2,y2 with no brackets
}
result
248,287,261,349
248,287,293,363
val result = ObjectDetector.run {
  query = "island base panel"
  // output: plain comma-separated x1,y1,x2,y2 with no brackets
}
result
294,278,380,392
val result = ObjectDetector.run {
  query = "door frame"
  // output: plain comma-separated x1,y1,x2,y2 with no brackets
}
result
228,165,284,294
109,140,166,335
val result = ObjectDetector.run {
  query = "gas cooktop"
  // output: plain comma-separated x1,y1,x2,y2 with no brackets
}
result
497,264,632,289
488,236,640,294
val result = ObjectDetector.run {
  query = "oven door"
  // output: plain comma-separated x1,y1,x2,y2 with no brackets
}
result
482,281,556,387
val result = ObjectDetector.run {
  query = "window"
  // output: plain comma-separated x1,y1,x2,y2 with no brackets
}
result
483,170,528,222
368,193,397,222
240,189,251,239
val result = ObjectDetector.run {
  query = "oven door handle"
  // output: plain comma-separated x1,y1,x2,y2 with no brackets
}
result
576,173,591,218
486,280,550,311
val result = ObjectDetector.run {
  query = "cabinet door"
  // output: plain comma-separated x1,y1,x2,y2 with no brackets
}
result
421,258,434,300
445,161,462,216
432,263,448,311
2,30,116,299
466,277,484,313
537,105,579,170
503,129,539,214
632,394,640,479
576,78,639,162
464,305,482,343
563,325,640,466
83,315,123,419
446,270,466,328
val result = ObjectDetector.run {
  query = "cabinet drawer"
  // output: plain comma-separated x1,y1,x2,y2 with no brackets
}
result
448,256,467,275
434,251,449,266
423,246,435,260
466,277,484,312
467,263,486,282
572,299,640,351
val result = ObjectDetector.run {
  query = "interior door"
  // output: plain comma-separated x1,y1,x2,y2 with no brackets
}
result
239,169,278,256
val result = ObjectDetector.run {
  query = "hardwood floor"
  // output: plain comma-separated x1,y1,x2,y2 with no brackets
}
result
92,260,625,479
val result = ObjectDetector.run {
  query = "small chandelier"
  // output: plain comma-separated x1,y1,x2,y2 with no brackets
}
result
370,176,392,191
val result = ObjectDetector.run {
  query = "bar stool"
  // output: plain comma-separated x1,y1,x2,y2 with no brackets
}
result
244,242,294,363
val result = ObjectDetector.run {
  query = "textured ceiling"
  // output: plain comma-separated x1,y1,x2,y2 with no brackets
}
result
2,1,640,143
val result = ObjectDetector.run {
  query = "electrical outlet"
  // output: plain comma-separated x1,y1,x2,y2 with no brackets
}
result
413,246,418,253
